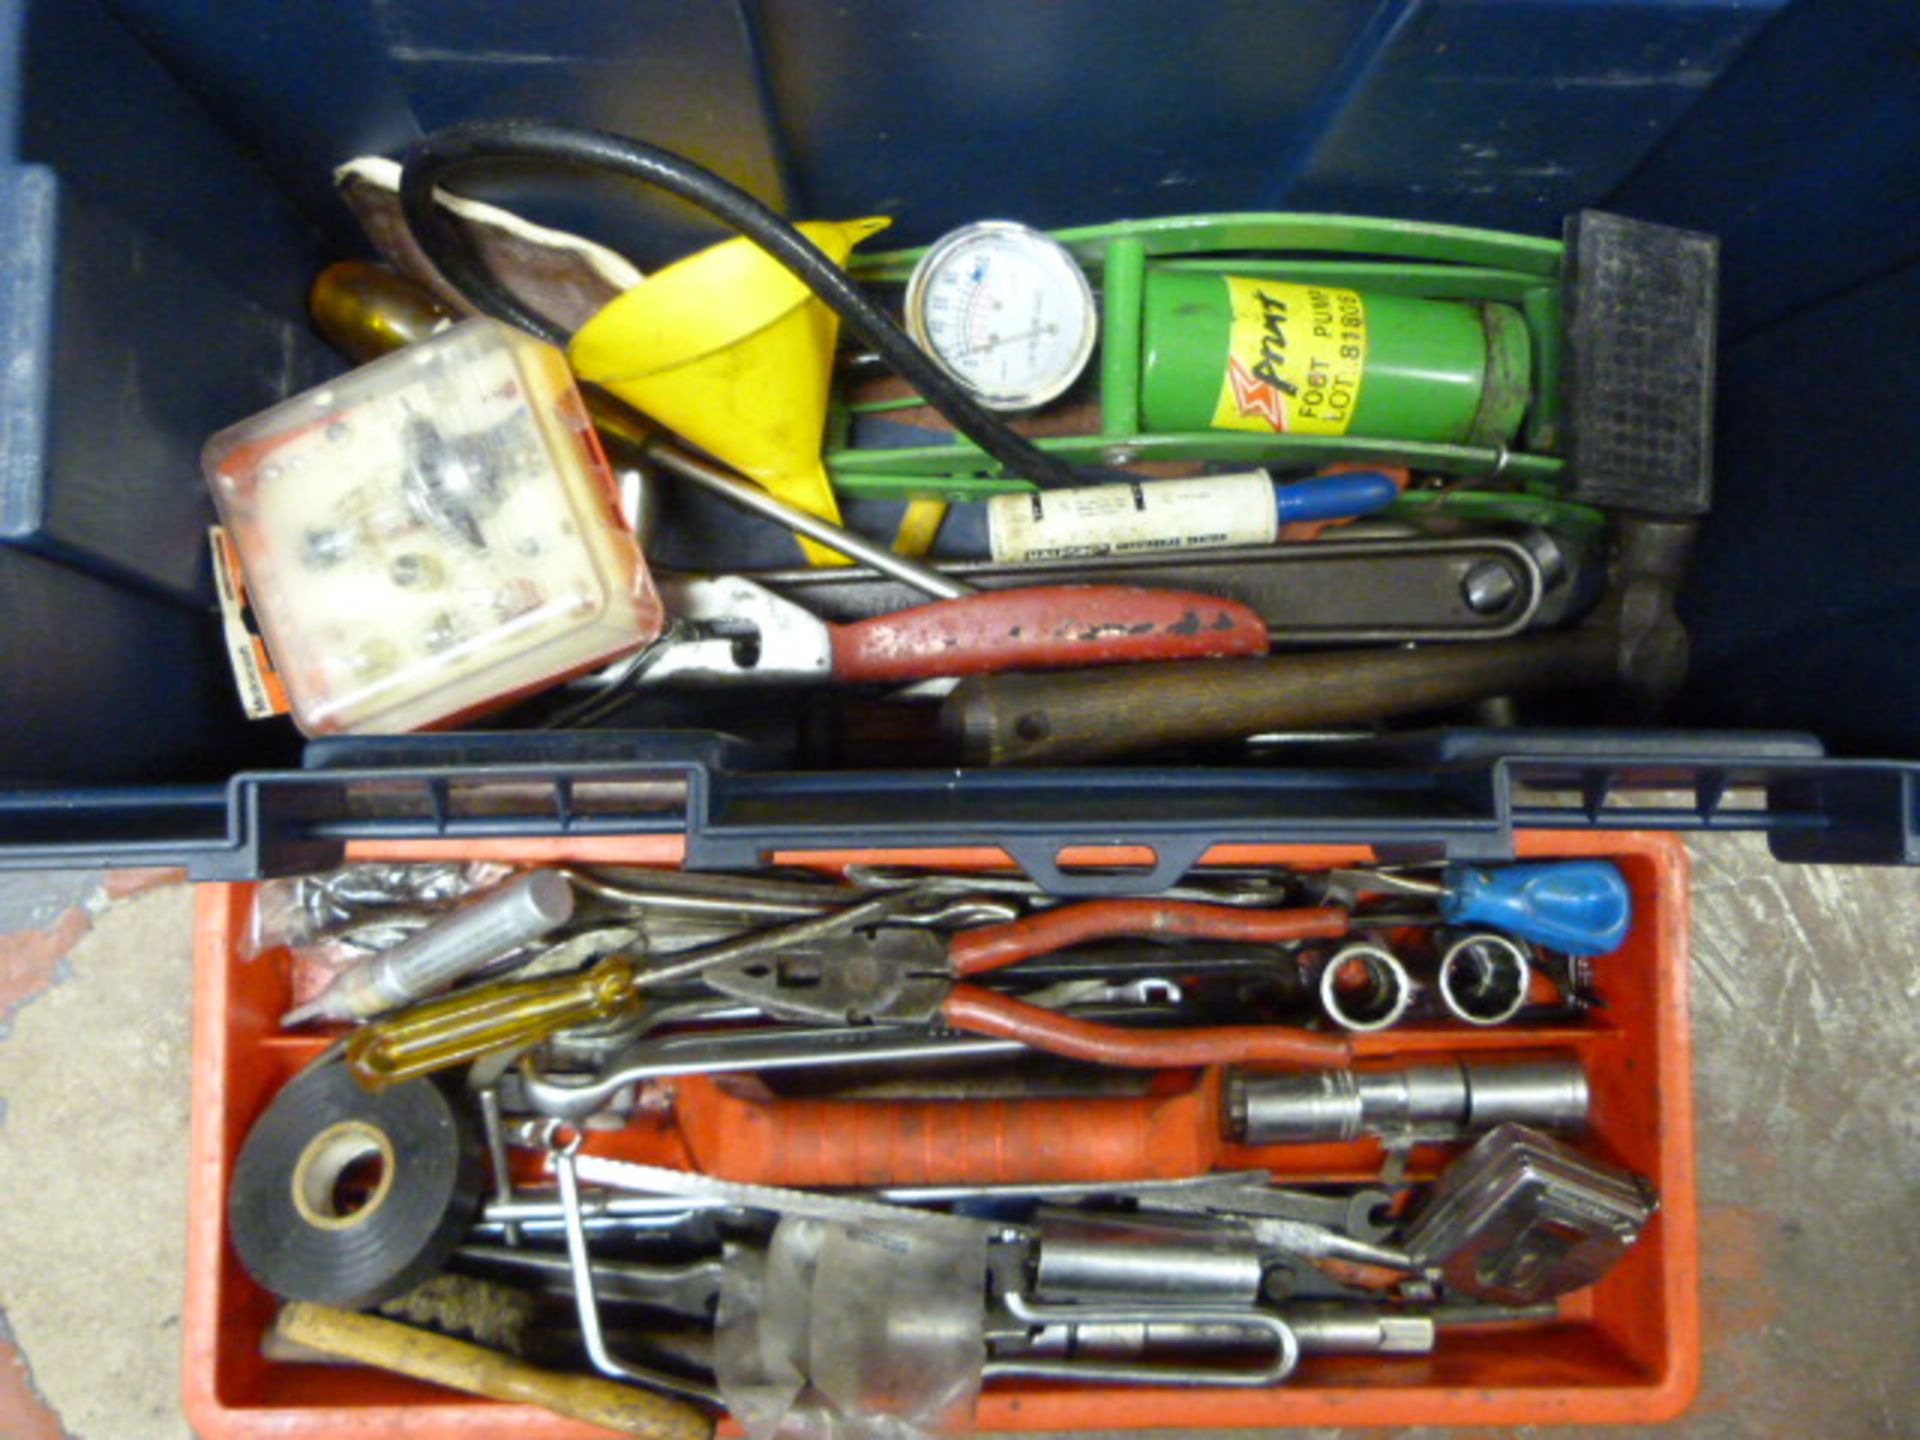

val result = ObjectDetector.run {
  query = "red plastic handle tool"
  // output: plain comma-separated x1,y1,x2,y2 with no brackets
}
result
672,1073,1224,1186
947,900,1353,977
942,987,1353,1069
826,586,1268,683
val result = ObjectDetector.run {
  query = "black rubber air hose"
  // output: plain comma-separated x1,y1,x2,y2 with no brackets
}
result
397,118,1079,490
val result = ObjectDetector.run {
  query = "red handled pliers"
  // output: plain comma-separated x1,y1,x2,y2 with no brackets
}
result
698,899,1357,1069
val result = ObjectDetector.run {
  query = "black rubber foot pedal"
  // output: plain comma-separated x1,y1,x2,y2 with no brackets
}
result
1561,212,1717,516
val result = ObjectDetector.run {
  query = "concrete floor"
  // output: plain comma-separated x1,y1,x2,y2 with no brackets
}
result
0,836,1913,1439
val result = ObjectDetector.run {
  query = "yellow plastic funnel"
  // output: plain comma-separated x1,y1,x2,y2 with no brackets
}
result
569,216,891,566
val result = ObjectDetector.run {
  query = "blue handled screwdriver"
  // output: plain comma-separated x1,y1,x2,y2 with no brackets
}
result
1322,860,1632,957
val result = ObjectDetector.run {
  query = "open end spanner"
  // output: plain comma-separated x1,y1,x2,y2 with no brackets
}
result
732,533,1553,644
516,1024,1030,1119
556,1144,999,1243
868,1171,1397,1245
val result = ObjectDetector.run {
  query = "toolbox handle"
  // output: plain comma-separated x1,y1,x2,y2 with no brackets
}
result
998,836,1217,896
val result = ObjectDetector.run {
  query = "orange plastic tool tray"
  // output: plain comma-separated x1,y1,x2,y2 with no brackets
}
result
184,830,1698,1435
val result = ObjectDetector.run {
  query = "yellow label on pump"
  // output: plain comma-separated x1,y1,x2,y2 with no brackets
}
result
1210,278,1367,435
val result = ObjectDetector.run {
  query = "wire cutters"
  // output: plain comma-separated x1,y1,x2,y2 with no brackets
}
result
698,899,1358,1069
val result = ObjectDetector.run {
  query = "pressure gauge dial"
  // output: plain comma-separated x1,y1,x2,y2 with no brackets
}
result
904,220,1097,413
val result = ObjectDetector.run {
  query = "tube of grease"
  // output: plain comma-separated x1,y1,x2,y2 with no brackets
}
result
974,470,1401,562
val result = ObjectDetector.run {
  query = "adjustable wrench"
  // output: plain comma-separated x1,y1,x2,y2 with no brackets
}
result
621,575,1268,687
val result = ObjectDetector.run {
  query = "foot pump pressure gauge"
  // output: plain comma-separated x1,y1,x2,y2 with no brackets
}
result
904,221,1097,413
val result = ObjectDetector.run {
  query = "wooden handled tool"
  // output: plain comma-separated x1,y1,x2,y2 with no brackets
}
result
939,517,1696,767
273,1302,715,1440
941,629,1618,765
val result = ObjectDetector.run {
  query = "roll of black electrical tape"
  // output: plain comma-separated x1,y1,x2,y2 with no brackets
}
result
228,1059,481,1308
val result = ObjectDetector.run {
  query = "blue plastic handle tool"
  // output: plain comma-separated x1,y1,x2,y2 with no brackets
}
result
1439,861,1632,956
1272,470,1401,525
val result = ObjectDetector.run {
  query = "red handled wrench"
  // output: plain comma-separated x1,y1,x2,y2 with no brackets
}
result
635,575,1268,685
